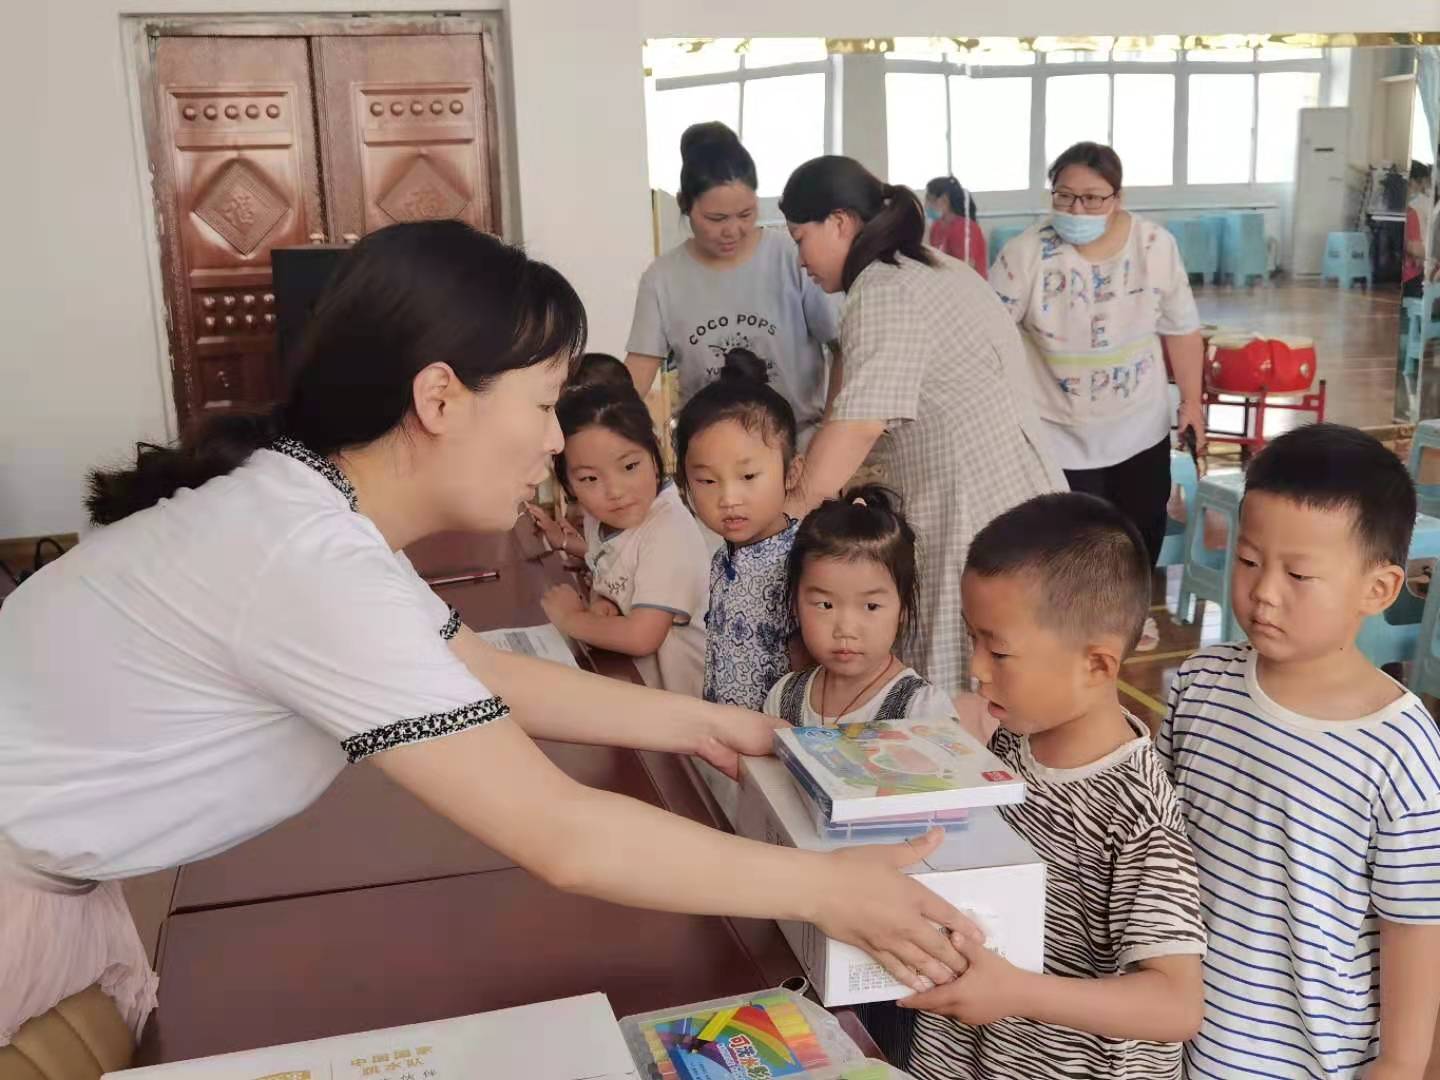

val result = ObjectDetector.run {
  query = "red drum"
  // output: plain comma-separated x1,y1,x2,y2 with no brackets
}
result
1267,336,1317,393
1208,335,1271,393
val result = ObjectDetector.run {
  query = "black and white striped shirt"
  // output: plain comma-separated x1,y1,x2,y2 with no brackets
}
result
909,712,1206,1080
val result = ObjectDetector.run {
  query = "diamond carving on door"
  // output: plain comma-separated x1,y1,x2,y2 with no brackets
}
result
377,156,470,224
193,158,291,254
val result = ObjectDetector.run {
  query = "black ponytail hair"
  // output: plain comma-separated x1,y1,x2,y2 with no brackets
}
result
779,155,936,291
677,121,758,215
786,484,919,639
924,176,978,219
86,221,587,525
673,347,797,495
553,385,664,499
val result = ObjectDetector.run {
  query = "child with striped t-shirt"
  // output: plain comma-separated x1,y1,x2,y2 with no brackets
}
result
1160,424,1440,1079
902,493,1206,1080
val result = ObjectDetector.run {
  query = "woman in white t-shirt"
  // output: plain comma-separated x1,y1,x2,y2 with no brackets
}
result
0,222,978,1045
991,142,1206,650
625,122,842,447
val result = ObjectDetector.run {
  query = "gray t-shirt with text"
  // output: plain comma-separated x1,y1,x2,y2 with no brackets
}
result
626,228,842,437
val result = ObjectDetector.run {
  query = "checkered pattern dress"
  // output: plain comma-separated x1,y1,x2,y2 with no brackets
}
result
831,253,1065,694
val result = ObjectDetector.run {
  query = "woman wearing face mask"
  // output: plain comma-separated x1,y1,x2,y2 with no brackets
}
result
625,122,842,447
991,142,1205,652
924,176,987,279
1404,160,1432,297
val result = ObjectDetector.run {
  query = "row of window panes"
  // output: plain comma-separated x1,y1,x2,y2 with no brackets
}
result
643,74,826,195
884,71,1319,191
647,37,1325,75
886,46,1322,64
645,37,828,80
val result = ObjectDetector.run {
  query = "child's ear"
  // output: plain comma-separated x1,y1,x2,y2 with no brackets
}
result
1360,562,1406,618
786,453,806,495
1085,640,1123,684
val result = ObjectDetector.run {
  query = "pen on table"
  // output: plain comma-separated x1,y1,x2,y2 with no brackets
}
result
426,569,501,588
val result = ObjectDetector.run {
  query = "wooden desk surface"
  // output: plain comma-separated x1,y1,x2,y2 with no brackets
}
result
139,521,806,1066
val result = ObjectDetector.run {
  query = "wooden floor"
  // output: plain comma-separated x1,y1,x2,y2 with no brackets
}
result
1193,277,1407,433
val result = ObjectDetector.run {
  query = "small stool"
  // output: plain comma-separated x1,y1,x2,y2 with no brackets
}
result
1157,451,1199,567
1403,284,1440,376
1218,212,1267,287
1408,420,1440,518
1177,471,1247,642
1321,231,1372,289
1165,218,1219,283
1356,513,1440,668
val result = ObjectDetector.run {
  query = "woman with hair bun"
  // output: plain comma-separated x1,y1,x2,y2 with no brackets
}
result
625,122,842,447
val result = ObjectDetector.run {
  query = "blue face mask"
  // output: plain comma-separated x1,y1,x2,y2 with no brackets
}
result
925,206,942,222
1052,210,1110,246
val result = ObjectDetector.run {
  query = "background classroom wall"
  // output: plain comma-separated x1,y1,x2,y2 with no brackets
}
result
0,0,1433,537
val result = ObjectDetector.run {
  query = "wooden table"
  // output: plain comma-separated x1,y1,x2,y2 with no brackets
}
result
136,523,812,1066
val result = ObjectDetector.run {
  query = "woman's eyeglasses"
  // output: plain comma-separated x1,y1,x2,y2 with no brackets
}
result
1052,191,1116,211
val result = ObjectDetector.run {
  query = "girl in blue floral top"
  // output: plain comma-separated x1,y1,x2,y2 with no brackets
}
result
675,349,803,715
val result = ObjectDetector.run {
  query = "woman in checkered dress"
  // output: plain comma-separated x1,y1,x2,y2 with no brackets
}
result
780,156,1064,694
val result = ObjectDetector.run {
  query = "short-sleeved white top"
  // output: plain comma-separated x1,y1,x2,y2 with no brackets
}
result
582,483,709,697
991,214,1201,470
0,440,503,882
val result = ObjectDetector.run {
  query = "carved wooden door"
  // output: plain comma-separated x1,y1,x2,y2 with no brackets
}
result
145,28,501,429
314,35,501,240
150,37,324,427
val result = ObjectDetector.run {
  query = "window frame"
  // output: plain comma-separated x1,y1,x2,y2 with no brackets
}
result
648,47,838,194
882,46,1330,193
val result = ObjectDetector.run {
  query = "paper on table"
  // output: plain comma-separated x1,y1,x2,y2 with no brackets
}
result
106,993,637,1080
477,624,579,668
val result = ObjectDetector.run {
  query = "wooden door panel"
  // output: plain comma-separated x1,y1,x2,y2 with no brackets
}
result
151,38,323,425
315,35,500,240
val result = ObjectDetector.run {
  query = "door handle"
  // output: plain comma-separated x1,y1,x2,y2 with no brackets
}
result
342,232,359,244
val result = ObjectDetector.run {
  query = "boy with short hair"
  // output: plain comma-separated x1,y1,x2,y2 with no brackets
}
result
903,492,1206,1080
1160,423,1440,1078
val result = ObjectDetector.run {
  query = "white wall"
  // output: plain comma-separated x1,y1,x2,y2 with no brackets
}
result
1,0,1430,536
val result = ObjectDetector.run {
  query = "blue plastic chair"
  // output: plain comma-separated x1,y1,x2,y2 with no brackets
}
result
1356,513,1440,668
1218,212,1267,287
1177,471,1247,642
1414,562,1440,696
988,225,1026,267
1198,217,1227,284
1403,284,1440,376
1164,219,1219,284
1157,451,1199,567
1409,420,1440,518
1321,231,1372,289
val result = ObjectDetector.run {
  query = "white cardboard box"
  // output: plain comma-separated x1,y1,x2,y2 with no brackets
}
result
106,993,637,1080
738,756,1047,1007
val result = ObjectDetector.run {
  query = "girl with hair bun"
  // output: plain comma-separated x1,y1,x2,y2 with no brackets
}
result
781,155,1065,696
624,122,842,447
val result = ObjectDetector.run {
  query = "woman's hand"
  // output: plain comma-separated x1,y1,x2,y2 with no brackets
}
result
695,707,786,779
590,596,622,618
1175,399,1208,457
813,829,983,991
898,931,1030,1024
541,583,586,630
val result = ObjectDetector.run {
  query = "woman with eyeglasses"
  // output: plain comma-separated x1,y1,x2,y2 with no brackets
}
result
992,142,1205,652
